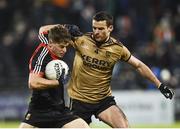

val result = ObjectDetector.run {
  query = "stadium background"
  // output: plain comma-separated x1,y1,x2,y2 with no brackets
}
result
0,0,180,127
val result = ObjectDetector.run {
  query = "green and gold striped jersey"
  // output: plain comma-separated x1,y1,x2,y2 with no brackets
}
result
67,33,131,103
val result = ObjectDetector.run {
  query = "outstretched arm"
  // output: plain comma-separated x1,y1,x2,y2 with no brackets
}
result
128,55,161,88
127,55,174,99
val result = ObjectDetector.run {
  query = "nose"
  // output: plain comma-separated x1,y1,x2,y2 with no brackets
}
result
94,29,100,35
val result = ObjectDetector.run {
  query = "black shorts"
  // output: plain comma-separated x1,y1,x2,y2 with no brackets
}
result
22,107,78,128
70,96,116,124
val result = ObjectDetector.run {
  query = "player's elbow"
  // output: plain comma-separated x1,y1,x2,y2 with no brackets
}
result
28,82,33,89
134,61,145,74
28,81,38,89
39,26,45,34
28,73,43,89
39,25,50,34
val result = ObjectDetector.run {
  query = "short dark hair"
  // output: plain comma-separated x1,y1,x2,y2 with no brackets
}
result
93,11,113,27
48,26,71,43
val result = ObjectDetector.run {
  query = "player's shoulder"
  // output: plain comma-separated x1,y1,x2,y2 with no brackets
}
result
109,36,124,47
75,32,92,42
77,32,92,39
84,32,92,37
36,44,49,56
30,44,50,63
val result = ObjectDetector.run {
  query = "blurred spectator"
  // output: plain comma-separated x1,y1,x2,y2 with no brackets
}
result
0,0,180,92
174,4,180,42
115,15,137,52
153,12,174,45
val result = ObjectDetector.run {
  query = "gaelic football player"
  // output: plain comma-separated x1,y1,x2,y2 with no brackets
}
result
39,11,174,128
19,26,89,128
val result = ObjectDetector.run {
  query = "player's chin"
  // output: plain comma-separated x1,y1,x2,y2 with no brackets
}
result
95,37,105,42
95,38,102,42
57,53,64,58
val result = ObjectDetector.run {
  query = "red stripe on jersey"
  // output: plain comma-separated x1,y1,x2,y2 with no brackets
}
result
48,50,59,60
29,43,48,71
41,43,59,60
29,43,59,72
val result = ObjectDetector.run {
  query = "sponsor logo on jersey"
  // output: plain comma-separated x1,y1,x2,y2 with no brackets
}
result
106,51,111,57
81,54,111,70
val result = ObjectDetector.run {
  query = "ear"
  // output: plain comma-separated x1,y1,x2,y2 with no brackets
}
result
108,25,113,32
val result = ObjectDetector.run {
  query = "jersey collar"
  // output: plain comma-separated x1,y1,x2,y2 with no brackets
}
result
91,33,111,47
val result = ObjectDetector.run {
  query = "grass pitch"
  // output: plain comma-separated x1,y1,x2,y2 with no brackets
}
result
0,121,180,128
0,121,20,128
90,121,180,128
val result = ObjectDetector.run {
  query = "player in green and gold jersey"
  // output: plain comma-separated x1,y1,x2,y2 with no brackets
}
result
39,11,174,128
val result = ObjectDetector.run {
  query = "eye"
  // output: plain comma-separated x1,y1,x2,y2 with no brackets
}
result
98,28,104,30
93,27,104,31
93,27,96,30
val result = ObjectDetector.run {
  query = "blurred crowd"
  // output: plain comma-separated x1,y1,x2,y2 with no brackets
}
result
0,0,179,92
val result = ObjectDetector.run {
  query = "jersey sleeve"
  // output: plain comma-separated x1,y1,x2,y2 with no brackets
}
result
120,46,131,62
70,37,82,50
29,46,49,77
38,31,49,44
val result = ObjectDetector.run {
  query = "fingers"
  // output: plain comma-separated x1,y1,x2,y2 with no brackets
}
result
159,84,174,99
58,68,65,86
169,89,174,99
165,89,174,99
61,68,65,78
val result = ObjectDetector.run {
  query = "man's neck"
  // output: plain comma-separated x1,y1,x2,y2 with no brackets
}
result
96,37,110,47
